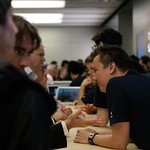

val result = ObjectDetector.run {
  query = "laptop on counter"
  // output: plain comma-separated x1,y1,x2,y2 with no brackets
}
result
55,86,80,104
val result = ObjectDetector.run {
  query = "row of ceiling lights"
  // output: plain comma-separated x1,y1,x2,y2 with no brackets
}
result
12,0,66,24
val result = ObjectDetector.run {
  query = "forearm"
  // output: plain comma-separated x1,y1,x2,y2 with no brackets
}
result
92,123,129,150
77,85,86,105
93,134,127,150
96,108,109,127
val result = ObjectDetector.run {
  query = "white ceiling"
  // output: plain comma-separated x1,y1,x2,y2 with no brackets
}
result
13,0,127,27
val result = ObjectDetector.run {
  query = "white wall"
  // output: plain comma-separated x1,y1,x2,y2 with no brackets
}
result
133,0,150,57
37,26,98,67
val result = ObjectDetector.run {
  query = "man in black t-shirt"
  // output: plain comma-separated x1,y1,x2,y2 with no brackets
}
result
75,47,150,150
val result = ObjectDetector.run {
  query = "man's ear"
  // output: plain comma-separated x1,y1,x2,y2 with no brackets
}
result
109,62,116,74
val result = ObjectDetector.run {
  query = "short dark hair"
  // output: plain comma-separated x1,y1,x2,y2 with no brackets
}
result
84,55,93,64
139,55,150,65
50,60,58,65
13,15,41,51
92,27,122,47
96,47,132,73
68,61,84,75
61,60,69,67
0,0,11,25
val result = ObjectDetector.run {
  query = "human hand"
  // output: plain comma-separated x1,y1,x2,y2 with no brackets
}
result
82,104,97,114
81,77,94,88
74,129,92,144
65,108,102,130
52,105,72,121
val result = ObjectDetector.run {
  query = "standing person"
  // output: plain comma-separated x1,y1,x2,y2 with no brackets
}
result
88,27,124,126
92,27,145,73
75,47,150,150
0,1,57,150
85,27,145,127
12,14,101,149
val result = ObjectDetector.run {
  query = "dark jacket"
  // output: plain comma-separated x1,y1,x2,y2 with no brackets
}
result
0,60,66,150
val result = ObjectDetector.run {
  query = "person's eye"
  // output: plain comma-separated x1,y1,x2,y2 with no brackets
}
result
15,48,24,56
15,47,30,56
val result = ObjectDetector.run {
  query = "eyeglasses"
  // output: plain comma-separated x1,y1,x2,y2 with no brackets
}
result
15,47,32,56
91,45,97,51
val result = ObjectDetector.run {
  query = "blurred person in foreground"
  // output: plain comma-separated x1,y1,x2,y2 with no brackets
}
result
0,0,57,150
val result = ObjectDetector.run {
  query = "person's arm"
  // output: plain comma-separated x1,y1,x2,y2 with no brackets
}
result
75,122,130,150
52,105,72,122
64,108,102,130
77,77,94,105
95,107,109,127
49,122,67,149
49,108,102,149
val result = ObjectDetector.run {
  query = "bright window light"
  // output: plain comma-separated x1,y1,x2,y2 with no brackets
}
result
15,13,63,24
12,0,66,8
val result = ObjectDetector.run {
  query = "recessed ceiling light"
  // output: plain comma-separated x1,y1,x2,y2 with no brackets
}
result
15,13,63,24
12,0,66,8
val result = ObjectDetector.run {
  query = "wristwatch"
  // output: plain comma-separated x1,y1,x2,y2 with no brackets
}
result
88,132,98,145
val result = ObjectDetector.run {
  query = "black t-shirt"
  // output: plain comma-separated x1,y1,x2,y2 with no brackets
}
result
81,84,95,104
93,84,107,108
107,70,150,149
70,75,85,86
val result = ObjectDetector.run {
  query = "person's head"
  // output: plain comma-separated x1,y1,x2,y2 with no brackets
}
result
130,54,139,62
12,15,41,69
92,47,132,92
46,64,58,78
61,60,69,68
0,0,18,62
139,55,150,73
50,60,58,69
34,64,47,88
68,60,84,80
59,67,69,79
91,27,122,50
84,55,96,81
29,45,46,72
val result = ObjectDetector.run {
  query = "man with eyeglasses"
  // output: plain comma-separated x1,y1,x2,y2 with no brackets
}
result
86,27,146,128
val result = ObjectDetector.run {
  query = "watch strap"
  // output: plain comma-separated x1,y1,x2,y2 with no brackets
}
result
88,132,98,145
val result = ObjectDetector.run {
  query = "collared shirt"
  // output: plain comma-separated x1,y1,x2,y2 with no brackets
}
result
51,117,69,136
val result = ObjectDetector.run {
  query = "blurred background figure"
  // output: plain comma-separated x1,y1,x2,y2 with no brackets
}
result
139,55,150,74
68,60,85,86
46,63,58,84
57,59,70,80
50,60,58,80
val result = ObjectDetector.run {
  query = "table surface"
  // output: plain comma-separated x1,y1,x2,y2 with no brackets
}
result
54,105,140,150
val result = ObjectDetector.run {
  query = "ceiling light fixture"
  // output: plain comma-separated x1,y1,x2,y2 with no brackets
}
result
15,13,63,24
12,0,66,8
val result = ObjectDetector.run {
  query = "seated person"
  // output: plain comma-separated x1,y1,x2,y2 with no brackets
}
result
75,47,150,150
76,55,97,114
139,55,150,74
68,60,85,86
